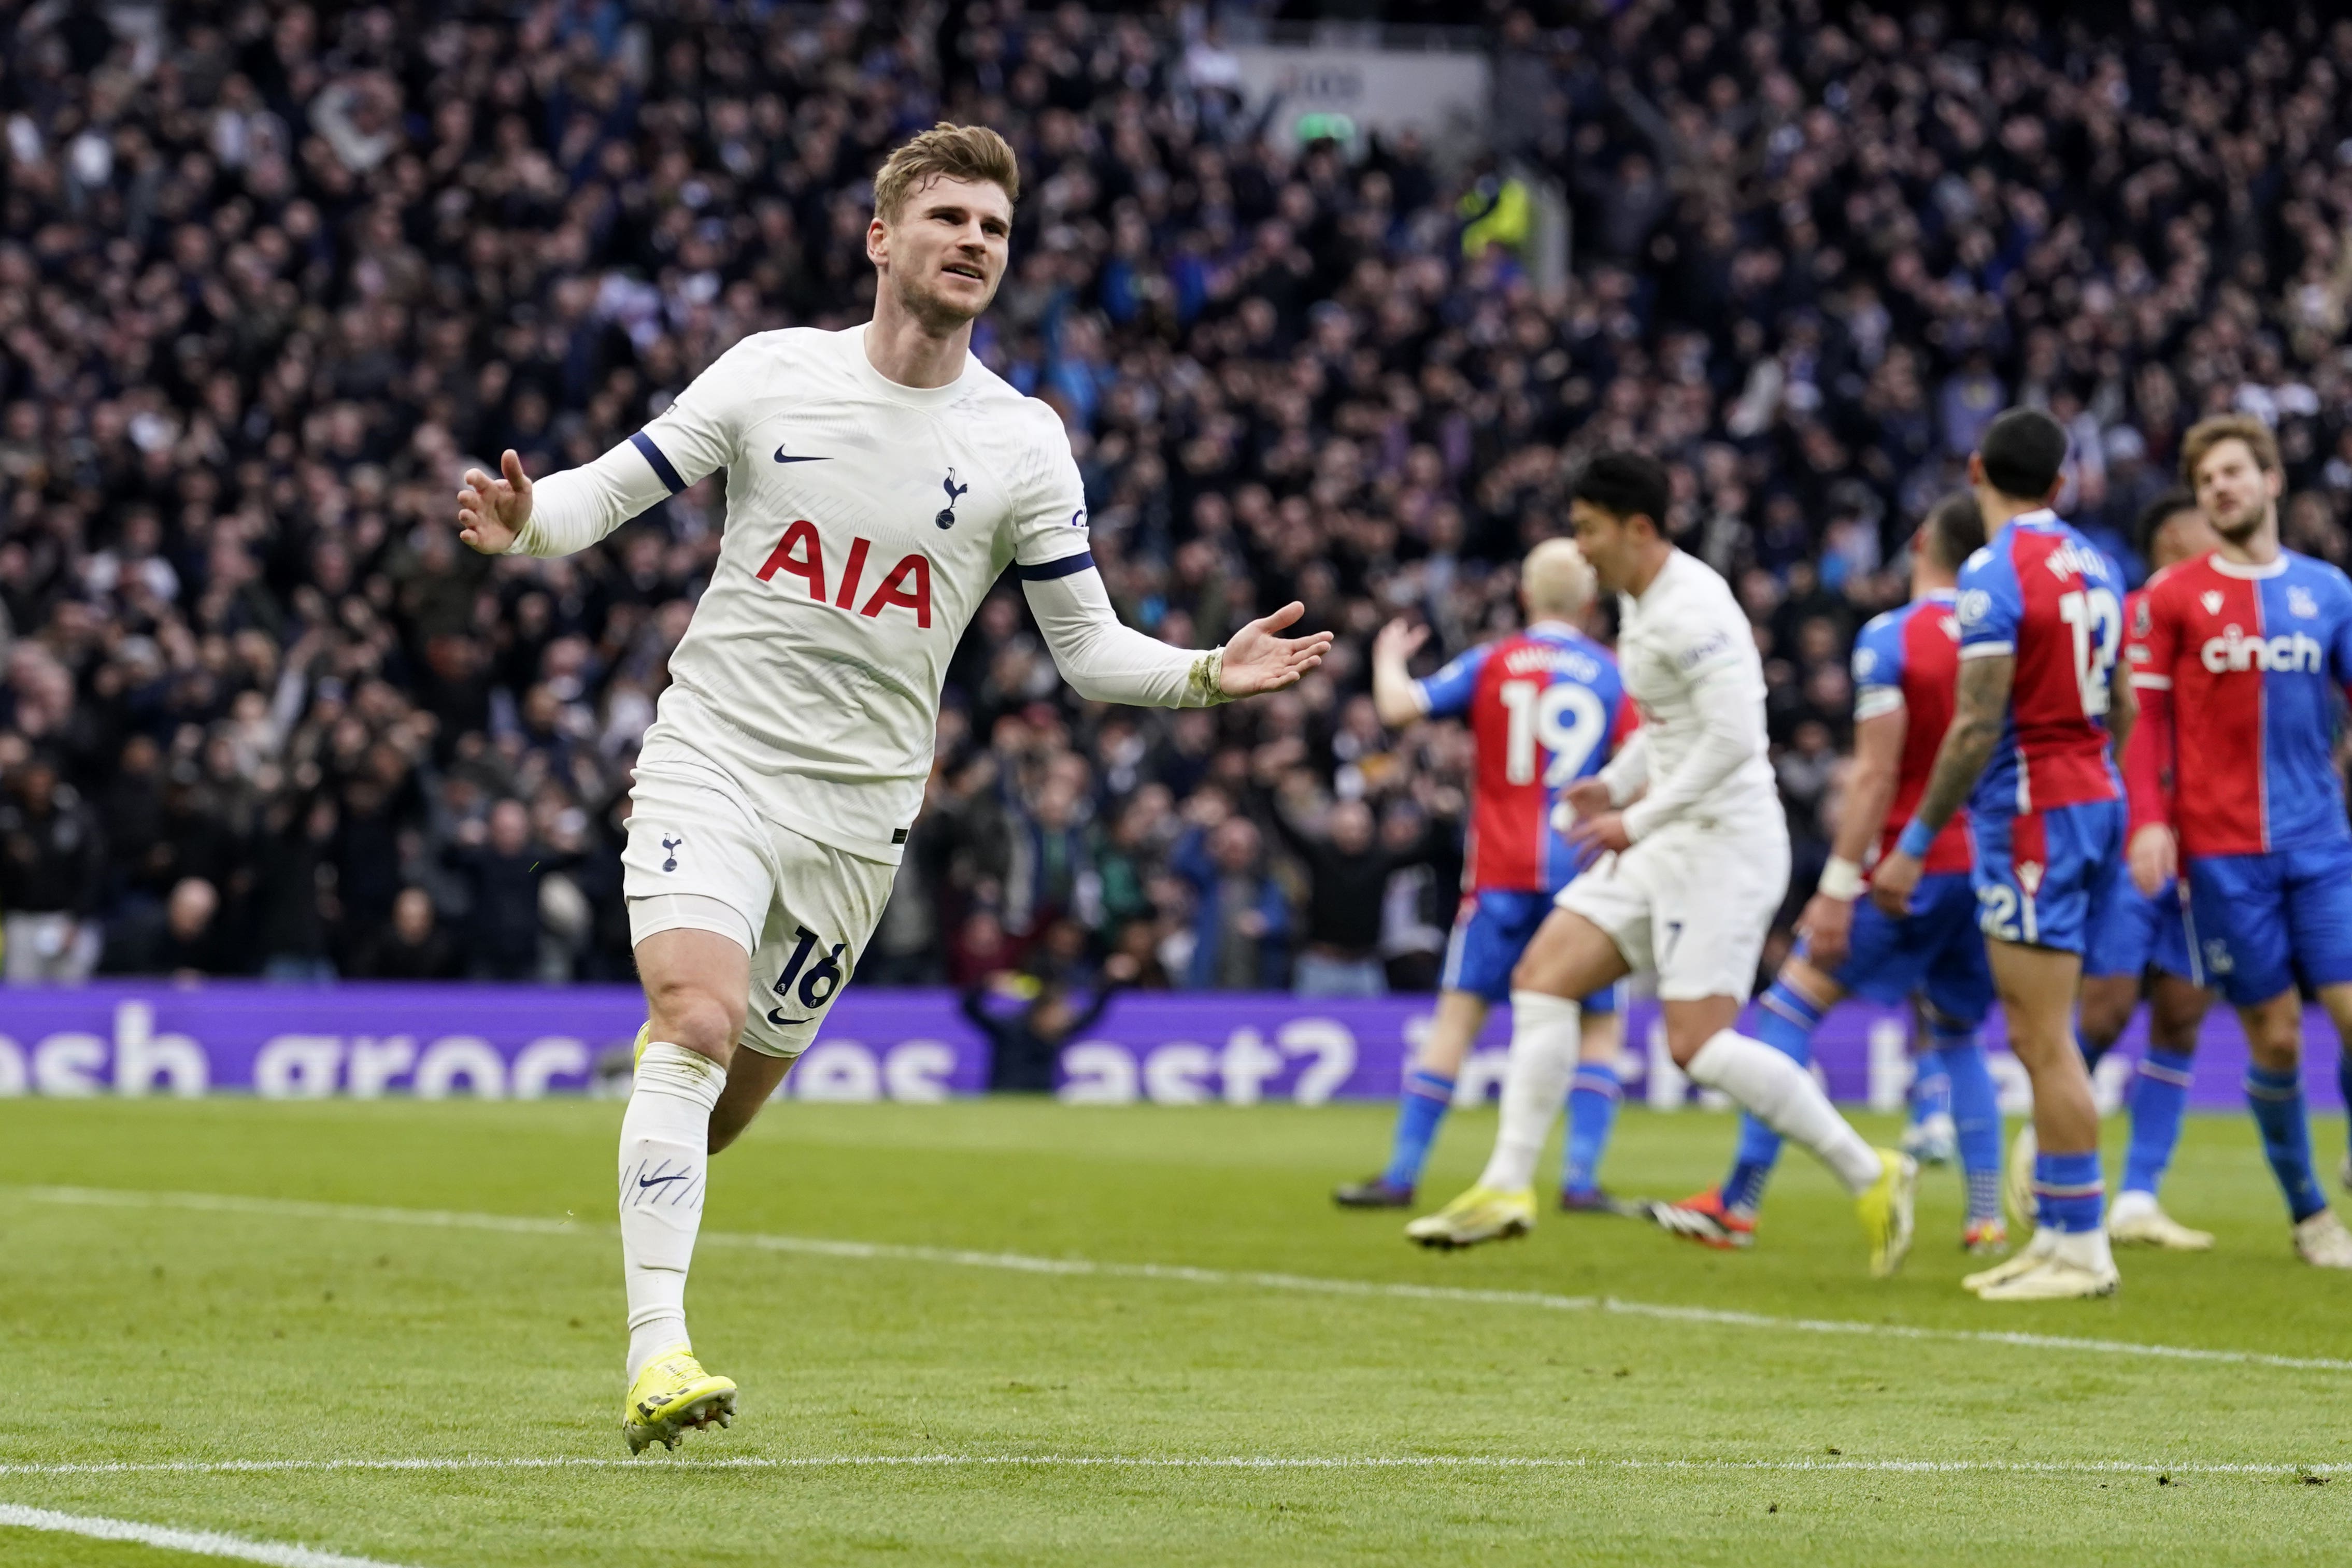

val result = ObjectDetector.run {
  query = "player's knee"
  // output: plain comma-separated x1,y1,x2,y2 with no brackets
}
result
646,982,745,1064
2147,999,2205,1056
2240,996,2303,1070
2075,983,2132,1051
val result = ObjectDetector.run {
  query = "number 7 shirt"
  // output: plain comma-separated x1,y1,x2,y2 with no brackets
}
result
1952,508,2125,819
2123,548,2352,857
1413,621,1633,895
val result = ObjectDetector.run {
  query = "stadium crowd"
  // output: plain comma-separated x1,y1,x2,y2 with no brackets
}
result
5,0,2352,990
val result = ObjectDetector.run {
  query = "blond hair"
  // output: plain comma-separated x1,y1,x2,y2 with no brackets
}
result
873,123,1021,222
1522,537,1598,620
2180,413,2282,486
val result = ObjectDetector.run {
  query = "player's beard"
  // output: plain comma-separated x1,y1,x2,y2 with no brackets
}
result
2209,497,2272,549
889,261,993,336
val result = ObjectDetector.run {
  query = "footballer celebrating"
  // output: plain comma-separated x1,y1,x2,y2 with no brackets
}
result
454,124,1333,1452
2122,414,2352,1268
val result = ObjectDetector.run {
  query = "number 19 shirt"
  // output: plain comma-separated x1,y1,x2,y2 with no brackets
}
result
1414,622,1631,894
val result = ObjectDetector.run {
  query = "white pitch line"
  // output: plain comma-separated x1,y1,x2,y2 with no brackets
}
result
19,1185,2352,1375
0,1455,2333,1480
0,1502,418,1567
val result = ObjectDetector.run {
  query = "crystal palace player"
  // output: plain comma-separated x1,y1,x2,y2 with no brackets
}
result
1332,541,1636,1244
454,126,1333,1453
2122,414,2352,1268
1875,409,2136,1300
2065,490,2222,1252
1652,493,2008,1255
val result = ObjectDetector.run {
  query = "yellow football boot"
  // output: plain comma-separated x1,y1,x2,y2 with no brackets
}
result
623,1345,737,1454
1856,1148,1919,1279
1404,1185,1535,1249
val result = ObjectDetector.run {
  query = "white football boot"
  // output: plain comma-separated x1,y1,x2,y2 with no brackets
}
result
2293,1209,2352,1269
2106,1189,2214,1251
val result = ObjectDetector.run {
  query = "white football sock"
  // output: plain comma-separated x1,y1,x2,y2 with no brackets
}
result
2051,1225,2116,1274
1686,1029,1882,1194
620,1042,727,1381
1475,991,1582,1193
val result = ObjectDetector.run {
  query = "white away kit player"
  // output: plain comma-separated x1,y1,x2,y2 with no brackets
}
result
453,124,1333,1453
1485,451,1918,1276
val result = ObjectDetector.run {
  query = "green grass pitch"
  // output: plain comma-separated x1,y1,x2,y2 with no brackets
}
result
1,1096,2347,1565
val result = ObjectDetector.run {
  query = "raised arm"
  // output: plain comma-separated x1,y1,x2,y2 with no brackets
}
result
1369,619,1432,728
1024,568,1331,707
1014,409,1330,707
457,341,751,558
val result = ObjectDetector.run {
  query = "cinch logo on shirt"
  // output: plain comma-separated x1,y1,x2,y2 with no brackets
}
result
2199,626,2325,673
756,519,934,627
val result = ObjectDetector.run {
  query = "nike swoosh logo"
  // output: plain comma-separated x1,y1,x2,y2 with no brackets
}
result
767,1008,809,1026
637,1173,690,1189
773,447,829,463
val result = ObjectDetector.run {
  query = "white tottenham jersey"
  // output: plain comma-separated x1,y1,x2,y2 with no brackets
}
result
511,325,1208,862
1603,549,1781,840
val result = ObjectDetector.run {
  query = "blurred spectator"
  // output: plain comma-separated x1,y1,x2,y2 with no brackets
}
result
351,886,458,981
962,965,1131,1093
441,799,567,981
0,758,103,980
100,877,227,979
1171,814,1291,991
1271,795,1437,998
252,793,341,979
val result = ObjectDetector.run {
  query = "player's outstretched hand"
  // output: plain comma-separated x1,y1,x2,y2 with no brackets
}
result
457,449,533,555
1220,602,1335,697
1869,849,1922,918
2127,824,2177,898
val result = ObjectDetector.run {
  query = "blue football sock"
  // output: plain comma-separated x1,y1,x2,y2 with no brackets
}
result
2246,1064,2326,1222
2076,1030,2114,1074
2034,1149,2105,1234
2120,1050,2194,1198
1562,1063,1621,1196
1380,1071,1455,1192
1908,1048,1951,1125
1937,1033,2003,1223
1720,980,1824,1215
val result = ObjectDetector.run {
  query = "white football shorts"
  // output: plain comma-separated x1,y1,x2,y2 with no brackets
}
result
1555,815,1791,1002
622,751,895,1059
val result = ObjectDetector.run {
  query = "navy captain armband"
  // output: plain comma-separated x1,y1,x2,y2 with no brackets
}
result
1016,551,1095,581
